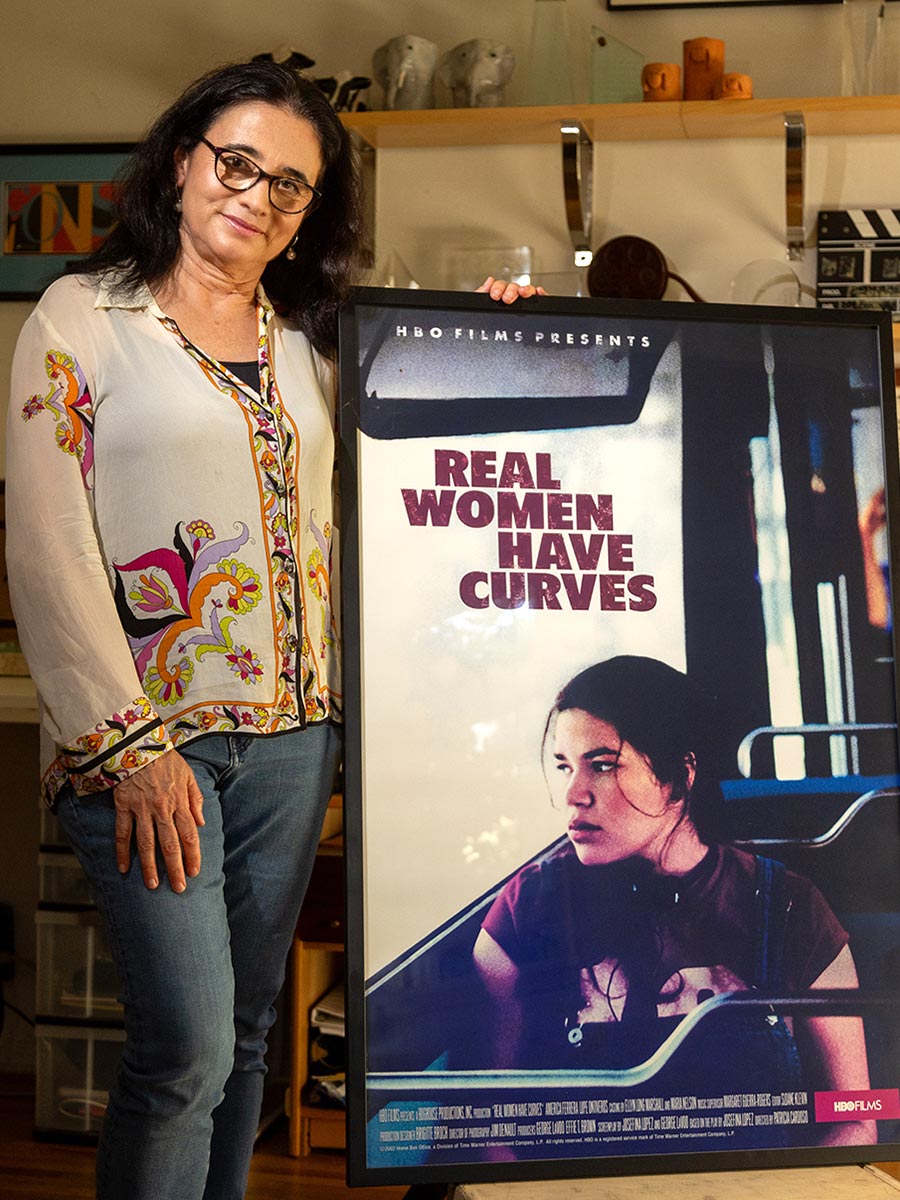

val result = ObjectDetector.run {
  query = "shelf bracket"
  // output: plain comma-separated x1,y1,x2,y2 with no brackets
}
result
561,122,594,268
784,110,806,261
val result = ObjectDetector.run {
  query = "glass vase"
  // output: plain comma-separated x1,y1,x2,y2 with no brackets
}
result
525,0,573,106
879,1,900,94
842,0,883,96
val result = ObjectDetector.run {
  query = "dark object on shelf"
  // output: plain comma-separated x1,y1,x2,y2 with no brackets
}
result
251,49,315,71
587,234,705,302
315,74,371,113
251,48,368,111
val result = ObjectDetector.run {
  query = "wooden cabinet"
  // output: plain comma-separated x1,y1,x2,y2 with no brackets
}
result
286,797,346,1157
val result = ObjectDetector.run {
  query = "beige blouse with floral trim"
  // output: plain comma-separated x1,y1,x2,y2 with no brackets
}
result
7,272,340,805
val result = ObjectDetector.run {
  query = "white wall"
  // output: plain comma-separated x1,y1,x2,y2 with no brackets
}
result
0,3,889,411
0,0,895,1072
0,2,846,141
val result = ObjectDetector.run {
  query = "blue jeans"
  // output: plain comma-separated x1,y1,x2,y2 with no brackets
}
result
56,724,342,1200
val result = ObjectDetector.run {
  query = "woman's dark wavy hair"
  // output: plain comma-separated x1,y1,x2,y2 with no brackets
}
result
81,61,366,357
546,655,725,846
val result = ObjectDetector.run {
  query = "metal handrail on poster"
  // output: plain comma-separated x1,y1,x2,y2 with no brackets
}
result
738,723,899,779
365,990,893,1093
734,786,900,850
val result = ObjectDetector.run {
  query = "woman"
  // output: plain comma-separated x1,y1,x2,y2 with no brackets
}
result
7,61,540,1200
474,655,875,1151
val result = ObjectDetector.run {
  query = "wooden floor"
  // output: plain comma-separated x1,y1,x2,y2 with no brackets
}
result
0,1080,408,1200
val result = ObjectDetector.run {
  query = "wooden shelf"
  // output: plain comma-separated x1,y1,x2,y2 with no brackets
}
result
342,95,900,148
0,675,38,724
297,1103,346,1152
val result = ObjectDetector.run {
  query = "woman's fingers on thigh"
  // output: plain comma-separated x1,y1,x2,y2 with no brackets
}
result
174,805,202,879
114,804,134,875
155,814,187,893
134,812,161,890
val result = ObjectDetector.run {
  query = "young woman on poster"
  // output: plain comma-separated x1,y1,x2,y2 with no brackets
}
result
474,655,875,1149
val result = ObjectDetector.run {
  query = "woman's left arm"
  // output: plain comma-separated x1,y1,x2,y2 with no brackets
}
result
794,943,876,1146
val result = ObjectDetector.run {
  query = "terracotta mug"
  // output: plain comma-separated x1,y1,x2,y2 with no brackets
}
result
641,62,681,102
683,36,725,100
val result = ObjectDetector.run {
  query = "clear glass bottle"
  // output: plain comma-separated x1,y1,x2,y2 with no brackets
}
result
842,0,883,96
879,0,900,93
525,0,573,105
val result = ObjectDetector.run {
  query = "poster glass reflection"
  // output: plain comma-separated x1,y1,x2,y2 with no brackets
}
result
339,289,900,1185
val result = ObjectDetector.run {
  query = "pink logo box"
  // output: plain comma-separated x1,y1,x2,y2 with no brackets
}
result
815,1089,900,1122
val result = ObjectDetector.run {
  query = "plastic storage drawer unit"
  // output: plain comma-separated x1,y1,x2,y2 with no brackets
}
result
35,1022,125,1138
38,851,94,907
35,908,122,1021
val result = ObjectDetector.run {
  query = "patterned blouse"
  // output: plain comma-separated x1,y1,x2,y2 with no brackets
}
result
7,272,340,804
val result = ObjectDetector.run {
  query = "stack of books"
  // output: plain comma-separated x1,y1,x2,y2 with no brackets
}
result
308,982,345,1108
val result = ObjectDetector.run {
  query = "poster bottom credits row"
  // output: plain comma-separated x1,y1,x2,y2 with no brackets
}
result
367,1086,898,1167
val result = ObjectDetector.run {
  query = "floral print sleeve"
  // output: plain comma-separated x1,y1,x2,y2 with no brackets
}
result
43,696,175,798
7,288,177,804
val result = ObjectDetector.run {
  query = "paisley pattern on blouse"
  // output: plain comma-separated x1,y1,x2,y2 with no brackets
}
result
112,519,264,708
21,349,95,488
303,508,338,720
148,299,339,736
153,313,305,732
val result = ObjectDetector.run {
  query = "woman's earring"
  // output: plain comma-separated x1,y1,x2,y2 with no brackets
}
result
285,233,299,261
174,191,183,213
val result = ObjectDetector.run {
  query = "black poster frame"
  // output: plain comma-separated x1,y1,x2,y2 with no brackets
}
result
339,287,900,1186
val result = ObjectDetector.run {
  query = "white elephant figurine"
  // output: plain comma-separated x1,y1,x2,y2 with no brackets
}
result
438,39,515,108
373,34,439,110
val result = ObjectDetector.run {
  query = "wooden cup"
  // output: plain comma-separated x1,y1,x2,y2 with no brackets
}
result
683,36,725,100
641,62,681,102
715,72,753,100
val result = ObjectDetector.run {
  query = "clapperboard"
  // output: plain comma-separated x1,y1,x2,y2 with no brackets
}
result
817,208,900,318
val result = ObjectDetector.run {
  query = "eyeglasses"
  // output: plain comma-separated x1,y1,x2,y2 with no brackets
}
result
199,137,322,215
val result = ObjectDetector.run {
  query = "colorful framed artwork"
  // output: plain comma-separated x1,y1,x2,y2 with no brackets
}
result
0,143,132,300
606,0,835,9
340,288,900,1185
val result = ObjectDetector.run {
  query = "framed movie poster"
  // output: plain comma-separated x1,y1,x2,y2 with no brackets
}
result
339,288,900,1185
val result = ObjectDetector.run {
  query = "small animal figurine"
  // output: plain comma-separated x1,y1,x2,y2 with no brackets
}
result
252,48,316,71
438,39,516,108
373,35,439,110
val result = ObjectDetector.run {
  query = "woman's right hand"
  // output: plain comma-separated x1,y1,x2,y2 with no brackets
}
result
113,751,205,892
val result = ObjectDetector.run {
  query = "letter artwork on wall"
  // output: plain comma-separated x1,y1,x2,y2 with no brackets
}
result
339,288,900,1185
